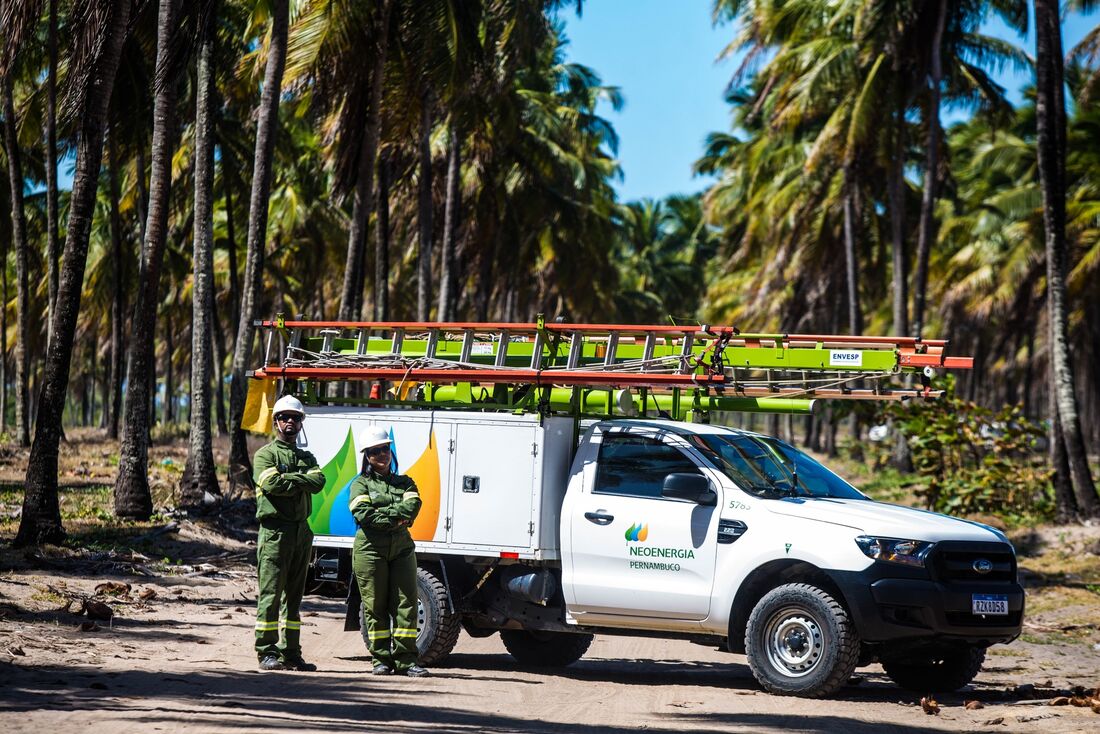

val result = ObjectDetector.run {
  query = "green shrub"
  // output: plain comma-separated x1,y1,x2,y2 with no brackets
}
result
891,378,1053,520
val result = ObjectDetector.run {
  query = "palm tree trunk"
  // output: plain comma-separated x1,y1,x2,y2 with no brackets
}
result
44,0,60,349
1034,0,1099,517
912,0,947,340
210,294,228,434
115,0,182,520
224,176,240,328
135,140,148,246
339,0,392,321
1,234,7,432
438,122,461,321
1049,386,1077,521
841,168,862,335
416,91,434,321
16,0,132,547
182,5,221,506
228,0,289,492
373,153,391,320
107,128,126,440
164,305,175,424
888,102,909,338
3,78,31,448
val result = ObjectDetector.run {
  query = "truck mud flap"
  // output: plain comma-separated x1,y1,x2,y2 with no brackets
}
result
344,579,362,631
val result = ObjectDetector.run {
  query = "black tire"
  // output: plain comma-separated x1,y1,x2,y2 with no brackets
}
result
500,629,594,667
744,583,860,697
882,645,986,692
358,566,461,666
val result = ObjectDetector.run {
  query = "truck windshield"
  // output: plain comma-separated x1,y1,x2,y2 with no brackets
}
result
686,433,867,500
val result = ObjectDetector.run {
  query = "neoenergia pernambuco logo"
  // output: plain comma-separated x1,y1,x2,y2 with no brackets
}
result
625,523,649,542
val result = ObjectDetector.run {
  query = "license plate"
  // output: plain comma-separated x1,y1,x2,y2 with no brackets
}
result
972,594,1009,616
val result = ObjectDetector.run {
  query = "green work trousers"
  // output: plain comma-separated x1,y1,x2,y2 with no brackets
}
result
255,519,313,662
352,531,419,670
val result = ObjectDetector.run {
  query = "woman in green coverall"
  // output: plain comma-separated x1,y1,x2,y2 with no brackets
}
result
348,426,429,677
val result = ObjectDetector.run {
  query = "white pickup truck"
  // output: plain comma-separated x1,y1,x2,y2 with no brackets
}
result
302,407,1023,697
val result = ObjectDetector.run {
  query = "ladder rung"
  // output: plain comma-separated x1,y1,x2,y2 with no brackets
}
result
459,330,474,363
530,330,546,370
604,332,619,367
567,332,582,369
425,329,440,360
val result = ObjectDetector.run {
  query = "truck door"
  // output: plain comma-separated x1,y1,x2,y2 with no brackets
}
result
566,428,720,620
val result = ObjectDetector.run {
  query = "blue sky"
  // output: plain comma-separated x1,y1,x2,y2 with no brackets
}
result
557,0,1099,203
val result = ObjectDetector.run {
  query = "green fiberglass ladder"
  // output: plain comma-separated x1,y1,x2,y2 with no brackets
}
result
244,316,973,421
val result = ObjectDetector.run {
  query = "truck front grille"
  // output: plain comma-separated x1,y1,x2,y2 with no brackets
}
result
931,542,1016,584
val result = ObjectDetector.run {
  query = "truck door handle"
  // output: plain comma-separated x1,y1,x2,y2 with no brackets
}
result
584,511,614,525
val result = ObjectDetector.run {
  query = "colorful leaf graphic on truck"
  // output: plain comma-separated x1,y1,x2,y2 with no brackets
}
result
405,432,441,541
309,428,361,537
309,427,441,541
625,523,649,542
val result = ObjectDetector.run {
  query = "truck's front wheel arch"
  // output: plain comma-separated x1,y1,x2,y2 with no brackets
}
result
727,561,848,655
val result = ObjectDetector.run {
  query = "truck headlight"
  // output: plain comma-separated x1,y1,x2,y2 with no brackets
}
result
854,536,934,568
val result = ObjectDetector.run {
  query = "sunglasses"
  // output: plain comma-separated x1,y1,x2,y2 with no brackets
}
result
275,414,302,423
366,446,391,457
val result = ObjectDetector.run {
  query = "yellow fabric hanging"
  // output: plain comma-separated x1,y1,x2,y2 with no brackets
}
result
242,378,277,434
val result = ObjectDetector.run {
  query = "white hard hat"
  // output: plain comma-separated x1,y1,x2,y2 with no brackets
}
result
358,426,391,451
273,394,306,417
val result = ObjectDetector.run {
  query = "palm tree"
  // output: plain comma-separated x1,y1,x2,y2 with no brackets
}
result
1033,0,1099,517
437,121,462,321
2,76,31,447
228,0,289,493
181,0,220,506
115,0,182,520
105,127,126,439
43,0,61,349
16,0,132,547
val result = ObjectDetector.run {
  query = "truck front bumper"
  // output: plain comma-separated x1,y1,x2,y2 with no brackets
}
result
830,571,1024,645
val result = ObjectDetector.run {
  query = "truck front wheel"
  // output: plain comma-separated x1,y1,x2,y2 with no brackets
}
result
744,583,860,697
500,629,593,667
882,645,985,692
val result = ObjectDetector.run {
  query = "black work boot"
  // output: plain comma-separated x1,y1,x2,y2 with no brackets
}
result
285,657,317,672
372,662,394,676
403,665,430,678
259,655,286,671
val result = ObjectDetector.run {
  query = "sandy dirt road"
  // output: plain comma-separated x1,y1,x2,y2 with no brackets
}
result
2,566,1098,734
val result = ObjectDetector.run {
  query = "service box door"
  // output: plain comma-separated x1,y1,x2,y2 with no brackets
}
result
449,423,539,548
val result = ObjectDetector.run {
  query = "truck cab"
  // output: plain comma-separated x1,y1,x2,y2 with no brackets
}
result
558,419,1023,695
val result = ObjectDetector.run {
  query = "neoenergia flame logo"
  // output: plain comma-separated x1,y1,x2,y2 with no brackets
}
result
625,523,649,542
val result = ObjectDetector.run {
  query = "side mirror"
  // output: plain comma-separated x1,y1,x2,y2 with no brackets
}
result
662,473,716,506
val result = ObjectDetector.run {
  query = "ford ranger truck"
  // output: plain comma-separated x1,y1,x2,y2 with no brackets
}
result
304,410,1024,698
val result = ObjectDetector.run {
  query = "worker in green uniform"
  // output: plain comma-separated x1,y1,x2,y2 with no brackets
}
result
253,394,326,671
349,426,429,677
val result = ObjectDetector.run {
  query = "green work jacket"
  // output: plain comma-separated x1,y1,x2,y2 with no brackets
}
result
253,439,326,523
348,469,422,537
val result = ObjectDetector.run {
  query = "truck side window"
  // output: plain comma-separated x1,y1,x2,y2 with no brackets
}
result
594,433,701,499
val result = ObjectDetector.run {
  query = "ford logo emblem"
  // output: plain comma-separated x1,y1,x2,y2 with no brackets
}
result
973,558,993,574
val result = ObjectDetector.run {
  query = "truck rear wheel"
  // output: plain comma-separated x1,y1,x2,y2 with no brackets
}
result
500,629,593,667
882,645,985,692
357,566,461,666
744,583,859,697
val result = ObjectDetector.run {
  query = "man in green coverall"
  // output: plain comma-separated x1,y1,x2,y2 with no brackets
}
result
253,394,326,671
348,426,429,677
